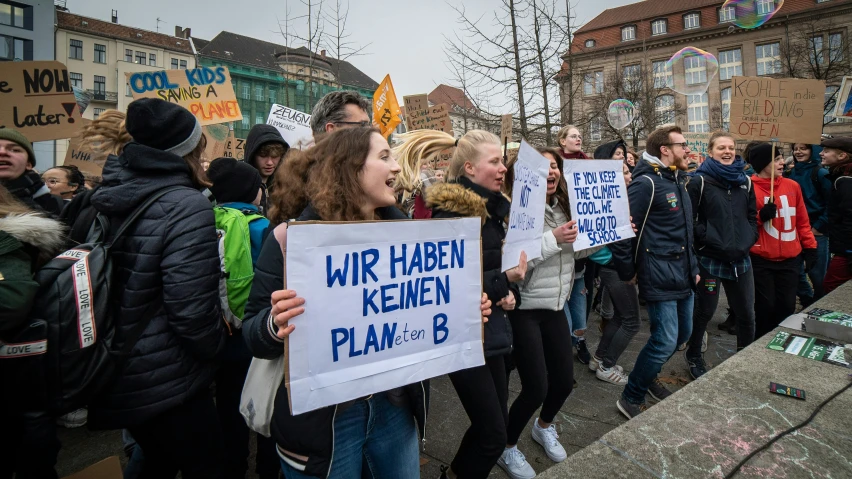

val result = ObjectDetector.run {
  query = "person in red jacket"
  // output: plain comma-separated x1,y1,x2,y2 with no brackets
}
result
747,143,818,338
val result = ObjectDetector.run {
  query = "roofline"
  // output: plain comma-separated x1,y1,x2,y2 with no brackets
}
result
58,24,195,54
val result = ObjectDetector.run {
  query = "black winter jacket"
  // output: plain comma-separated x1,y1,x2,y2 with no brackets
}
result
687,172,758,263
87,143,225,429
611,158,699,301
242,204,428,478
827,163,852,256
426,176,519,357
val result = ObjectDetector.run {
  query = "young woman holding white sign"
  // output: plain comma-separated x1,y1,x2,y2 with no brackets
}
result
394,128,526,479
242,126,492,479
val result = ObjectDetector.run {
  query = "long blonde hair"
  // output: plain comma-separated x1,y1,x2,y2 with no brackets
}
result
78,110,132,156
393,129,501,195
0,185,33,217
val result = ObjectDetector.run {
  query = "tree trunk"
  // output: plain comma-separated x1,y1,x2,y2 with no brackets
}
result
509,0,528,138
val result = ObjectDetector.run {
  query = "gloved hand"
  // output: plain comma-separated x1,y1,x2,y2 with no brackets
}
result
759,202,777,223
802,248,818,273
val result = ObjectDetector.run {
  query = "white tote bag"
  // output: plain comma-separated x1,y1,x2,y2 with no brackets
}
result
239,223,288,437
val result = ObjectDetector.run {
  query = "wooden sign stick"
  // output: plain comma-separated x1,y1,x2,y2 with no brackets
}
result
770,138,778,201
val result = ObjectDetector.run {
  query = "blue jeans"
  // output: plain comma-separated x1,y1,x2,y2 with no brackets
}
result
622,295,694,405
280,393,420,479
797,234,830,301
564,274,587,346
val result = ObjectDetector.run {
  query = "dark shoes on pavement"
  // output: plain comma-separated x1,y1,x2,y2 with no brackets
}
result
647,377,672,402
616,398,647,419
576,339,591,365
686,354,708,380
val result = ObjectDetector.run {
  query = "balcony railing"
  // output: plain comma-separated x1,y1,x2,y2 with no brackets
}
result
87,90,118,102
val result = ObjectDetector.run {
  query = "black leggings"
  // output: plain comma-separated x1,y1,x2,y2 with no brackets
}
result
448,355,509,479
506,308,574,445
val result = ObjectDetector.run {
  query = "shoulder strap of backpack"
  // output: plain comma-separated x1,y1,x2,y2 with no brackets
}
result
634,176,655,263
109,186,188,244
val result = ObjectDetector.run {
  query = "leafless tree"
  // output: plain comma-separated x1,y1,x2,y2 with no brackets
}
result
323,0,371,89
780,17,852,126
286,0,325,111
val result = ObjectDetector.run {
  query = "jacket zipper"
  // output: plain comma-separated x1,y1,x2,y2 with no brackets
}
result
420,382,428,451
325,405,338,478
557,249,564,310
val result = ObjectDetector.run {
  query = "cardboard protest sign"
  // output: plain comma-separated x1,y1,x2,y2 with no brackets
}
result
563,159,634,252
373,75,402,138
409,103,452,135
832,76,852,121
501,114,513,142
266,104,313,150
502,141,549,271
201,124,231,161
432,148,453,170
225,133,245,160
127,66,242,126
403,94,428,130
0,61,82,142
286,218,484,414
728,76,825,144
63,137,108,176
684,132,710,164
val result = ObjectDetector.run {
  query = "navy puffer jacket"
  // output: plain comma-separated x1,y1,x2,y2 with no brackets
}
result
87,142,225,429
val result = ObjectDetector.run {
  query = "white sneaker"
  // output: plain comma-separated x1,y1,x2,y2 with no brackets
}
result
589,354,601,372
56,408,87,428
596,364,628,385
497,446,536,479
531,420,567,463
701,331,708,353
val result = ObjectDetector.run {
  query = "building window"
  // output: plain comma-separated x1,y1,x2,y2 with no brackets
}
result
0,34,28,61
70,72,83,89
135,51,146,65
809,36,825,64
718,49,742,81
179,59,187,69
0,3,28,29
653,60,673,88
241,84,250,100
683,13,700,30
149,53,156,66
585,39,596,48
93,108,105,120
621,25,636,42
651,19,667,36
590,118,602,142
269,89,276,104
825,85,839,124
829,33,843,62
756,42,782,75
94,44,106,64
719,6,736,23
684,55,707,86
756,0,775,15
583,71,603,95
656,95,675,126
255,85,264,101
241,117,250,129
69,39,83,60
93,75,106,99
721,87,731,130
255,114,263,125
171,58,179,69
687,93,709,132
623,64,641,82
125,49,133,62
296,80,305,91
126,82,132,96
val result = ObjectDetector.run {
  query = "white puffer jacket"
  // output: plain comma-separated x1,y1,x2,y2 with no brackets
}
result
517,198,599,311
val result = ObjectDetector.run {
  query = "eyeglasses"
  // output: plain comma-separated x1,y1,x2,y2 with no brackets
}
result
43,178,68,186
334,120,372,127
664,142,689,149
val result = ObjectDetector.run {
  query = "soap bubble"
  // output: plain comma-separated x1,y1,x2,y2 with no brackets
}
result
607,99,635,130
722,0,784,30
665,46,719,96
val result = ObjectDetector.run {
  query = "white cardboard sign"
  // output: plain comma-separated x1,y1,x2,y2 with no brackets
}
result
266,104,314,150
563,159,634,252
286,219,485,414
502,140,549,271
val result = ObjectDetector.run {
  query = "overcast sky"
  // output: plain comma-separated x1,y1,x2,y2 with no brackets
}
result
67,0,625,110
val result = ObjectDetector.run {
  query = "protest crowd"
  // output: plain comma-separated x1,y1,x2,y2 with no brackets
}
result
2,67,852,479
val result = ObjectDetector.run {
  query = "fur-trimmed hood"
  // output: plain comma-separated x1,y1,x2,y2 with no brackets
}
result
0,213,66,258
425,182,488,219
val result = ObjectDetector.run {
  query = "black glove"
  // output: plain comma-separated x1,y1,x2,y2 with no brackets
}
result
759,202,777,223
803,248,818,273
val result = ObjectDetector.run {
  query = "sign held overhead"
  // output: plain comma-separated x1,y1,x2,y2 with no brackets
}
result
0,61,82,142
728,76,825,144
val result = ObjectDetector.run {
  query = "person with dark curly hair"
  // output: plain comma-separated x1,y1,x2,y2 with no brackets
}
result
41,165,85,201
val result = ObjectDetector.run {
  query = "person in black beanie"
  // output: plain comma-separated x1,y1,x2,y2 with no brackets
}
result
0,128,65,217
89,98,227,478
206,157,278,479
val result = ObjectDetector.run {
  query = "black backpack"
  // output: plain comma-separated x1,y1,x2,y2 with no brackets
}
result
0,186,184,414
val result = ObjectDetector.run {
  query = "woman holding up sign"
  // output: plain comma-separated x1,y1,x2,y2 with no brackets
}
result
243,126,492,479
397,129,526,479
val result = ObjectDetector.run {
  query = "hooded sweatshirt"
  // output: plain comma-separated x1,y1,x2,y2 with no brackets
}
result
244,125,290,212
593,140,627,160
786,145,831,234
750,175,817,261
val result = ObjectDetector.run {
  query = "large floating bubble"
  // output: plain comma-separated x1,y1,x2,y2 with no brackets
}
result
722,0,784,30
665,46,719,96
607,99,635,130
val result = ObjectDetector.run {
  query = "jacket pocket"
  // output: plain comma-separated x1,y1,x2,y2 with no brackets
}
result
642,248,690,292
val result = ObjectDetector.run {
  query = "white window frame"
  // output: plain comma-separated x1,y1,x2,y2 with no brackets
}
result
585,39,596,48
756,42,782,76
687,93,709,133
583,71,603,95
829,33,843,62
651,19,667,36
684,55,707,86
653,60,673,88
656,95,675,126
756,0,775,16
590,118,602,142
621,25,636,42
255,114,264,125
718,49,743,81
810,35,825,64
255,85,264,101
683,13,700,30
721,87,731,130
719,6,736,23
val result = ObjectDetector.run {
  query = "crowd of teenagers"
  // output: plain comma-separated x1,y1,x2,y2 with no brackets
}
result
1,88,852,479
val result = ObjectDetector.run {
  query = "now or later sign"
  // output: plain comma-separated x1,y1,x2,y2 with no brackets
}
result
285,218,484,414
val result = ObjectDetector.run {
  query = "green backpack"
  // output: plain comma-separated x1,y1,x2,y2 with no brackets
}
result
214,206,265,328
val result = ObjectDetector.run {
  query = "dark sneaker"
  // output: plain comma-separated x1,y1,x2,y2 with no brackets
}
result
616,398,647,419
439,465,450,479
576,339,591,365
718,311,735,331
686,353,708,380
647,377,672,402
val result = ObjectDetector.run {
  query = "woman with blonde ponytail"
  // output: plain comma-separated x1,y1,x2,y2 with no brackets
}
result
392,129,454,218
398,128,527,478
